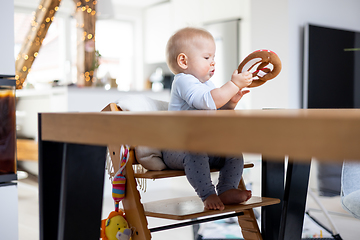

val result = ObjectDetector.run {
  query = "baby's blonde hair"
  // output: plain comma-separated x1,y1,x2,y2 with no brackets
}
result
166,27,214,74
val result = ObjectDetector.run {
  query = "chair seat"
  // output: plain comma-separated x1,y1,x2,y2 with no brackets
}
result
143,195,280,220
134,163,254,179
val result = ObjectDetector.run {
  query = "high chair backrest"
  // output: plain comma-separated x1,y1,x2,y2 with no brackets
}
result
102,95,169,175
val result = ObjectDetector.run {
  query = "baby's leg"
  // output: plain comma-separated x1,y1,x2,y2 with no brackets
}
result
183,153,226,210
211,155,252,204
162,150,224,210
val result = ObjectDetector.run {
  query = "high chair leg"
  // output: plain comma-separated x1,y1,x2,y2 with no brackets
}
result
122,150,151,240
237,178,263,240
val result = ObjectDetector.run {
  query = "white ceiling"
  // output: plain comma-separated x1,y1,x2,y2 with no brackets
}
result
14,0,170,8
14,0,168,9
112,0,168,8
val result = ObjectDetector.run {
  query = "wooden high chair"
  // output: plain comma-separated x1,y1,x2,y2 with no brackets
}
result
102,102,280,240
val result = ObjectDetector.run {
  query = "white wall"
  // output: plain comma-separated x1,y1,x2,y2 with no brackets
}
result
249,0,360,109
143,0,250,64
0,0,15,76
0,185,18,240
248,0,289,109
288,0,360,109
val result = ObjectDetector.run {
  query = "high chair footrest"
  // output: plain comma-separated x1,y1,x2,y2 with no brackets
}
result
149,211,244,233
134,163,254,179
143,195,280,220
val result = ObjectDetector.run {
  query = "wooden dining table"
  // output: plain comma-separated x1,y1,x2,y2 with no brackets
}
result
38,109,360,240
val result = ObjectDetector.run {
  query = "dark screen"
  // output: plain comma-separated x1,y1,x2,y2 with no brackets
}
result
306,24,360,108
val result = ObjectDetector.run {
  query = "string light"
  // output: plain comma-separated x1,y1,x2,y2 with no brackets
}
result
15,0,97,88
15,0,62,89
74,0,97,86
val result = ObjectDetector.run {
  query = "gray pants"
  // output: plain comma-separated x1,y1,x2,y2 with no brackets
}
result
341,160,360,219
162,150,244,201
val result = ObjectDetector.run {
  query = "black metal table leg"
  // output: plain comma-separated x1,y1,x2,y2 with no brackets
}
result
261,158,311,240
38,115,107,240
38,139,64,240
39,142,107,240
261,159,285,240
279,160,311,240
57,143,107,240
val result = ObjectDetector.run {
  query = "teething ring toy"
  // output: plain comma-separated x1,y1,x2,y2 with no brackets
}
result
238,49,282,88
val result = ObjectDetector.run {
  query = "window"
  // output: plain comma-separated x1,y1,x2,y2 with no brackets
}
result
14,10,135,90
94,20,134,90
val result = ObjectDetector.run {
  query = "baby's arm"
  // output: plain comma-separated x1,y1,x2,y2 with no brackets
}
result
211,70,252,109
220,89,250,110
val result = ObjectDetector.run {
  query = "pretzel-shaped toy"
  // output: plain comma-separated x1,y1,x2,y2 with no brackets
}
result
238,49,281,88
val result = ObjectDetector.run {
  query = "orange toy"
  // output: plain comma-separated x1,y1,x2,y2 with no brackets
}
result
100,209,132,240
238,49,281,88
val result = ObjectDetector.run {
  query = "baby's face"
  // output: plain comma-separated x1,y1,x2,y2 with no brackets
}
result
185,37,216,83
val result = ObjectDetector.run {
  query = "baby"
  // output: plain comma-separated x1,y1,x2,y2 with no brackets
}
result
162,27,252,210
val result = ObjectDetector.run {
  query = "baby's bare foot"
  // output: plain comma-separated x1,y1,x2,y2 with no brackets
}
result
219,189,252,205
203,194,225,210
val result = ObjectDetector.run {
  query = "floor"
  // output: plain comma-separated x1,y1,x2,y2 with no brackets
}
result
17,157,360,240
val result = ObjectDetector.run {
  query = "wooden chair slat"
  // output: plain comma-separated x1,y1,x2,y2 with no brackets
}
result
143,196,280,220
134,163,254,179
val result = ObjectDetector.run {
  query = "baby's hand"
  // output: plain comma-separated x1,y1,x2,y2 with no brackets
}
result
231,70,252,89
230,89,250,104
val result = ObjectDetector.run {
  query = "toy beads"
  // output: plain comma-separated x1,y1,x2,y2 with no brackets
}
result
112,145,130,212
112,174,126,211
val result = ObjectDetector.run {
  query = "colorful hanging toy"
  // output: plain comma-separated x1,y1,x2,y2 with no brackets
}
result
100,145,132,240
112,145,130,212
